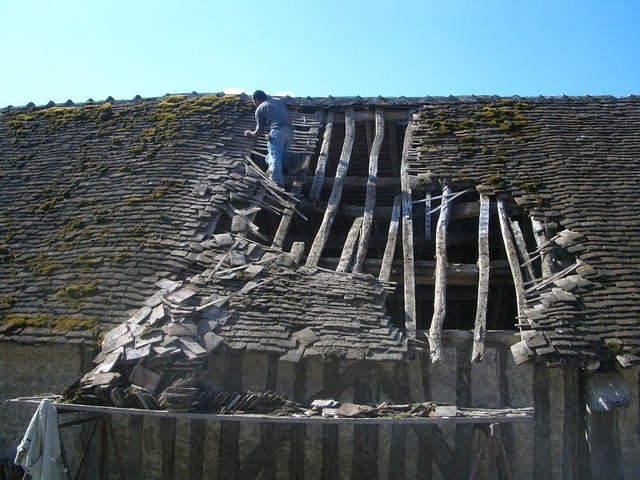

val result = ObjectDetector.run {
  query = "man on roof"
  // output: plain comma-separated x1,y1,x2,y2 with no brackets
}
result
244,90,294,188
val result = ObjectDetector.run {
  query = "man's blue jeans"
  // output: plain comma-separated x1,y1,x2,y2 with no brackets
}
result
266,126,293,187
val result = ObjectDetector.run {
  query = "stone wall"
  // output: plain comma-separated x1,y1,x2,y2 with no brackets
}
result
0,344,91,462
3,339,639,479
104,337,540,479
613,366,640,480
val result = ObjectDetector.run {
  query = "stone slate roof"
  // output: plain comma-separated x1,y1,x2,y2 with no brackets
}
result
1,92,640,369
0,93,407,363
0,94,257,345
406,96,640,366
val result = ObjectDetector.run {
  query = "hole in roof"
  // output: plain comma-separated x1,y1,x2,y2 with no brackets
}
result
212,107,577,334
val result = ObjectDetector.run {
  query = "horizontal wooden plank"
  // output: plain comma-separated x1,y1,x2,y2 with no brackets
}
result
318,258,513,285
9,398,533,425
330,110,414,124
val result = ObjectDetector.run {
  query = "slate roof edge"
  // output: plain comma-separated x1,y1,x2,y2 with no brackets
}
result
3,92,639,111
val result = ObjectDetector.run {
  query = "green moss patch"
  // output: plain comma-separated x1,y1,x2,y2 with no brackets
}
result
1,313,98,332
0,296,16,309
56,281,100,301
473,99,529,138
3,102,115,137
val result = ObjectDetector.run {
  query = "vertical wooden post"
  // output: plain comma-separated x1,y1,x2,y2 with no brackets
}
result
533,359,551,480
188,419,205,480
161,417,177,479
126,415,143,479
354,107,385,273
472,192,491,362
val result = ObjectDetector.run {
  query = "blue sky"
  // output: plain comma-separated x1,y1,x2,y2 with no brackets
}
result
1,0,638,108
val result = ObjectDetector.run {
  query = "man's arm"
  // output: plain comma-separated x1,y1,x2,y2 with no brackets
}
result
245,104,265,138
244,127,263,138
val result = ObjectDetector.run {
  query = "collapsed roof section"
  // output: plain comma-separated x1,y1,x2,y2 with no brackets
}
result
407,97,640,367
1,93,640,370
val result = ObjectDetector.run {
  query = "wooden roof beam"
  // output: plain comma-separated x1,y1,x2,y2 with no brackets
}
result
298,198,492,221
271,110,322,248
497,197,527,323
400,113,417,339
306,108,356,267
353,107,385,273
428,183,452,363
310,110,334,203
330,110,412,123
378,195,401,282
318,258,513,285
472,192,490,363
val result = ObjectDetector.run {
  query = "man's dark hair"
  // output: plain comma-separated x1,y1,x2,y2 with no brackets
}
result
252,90,267,101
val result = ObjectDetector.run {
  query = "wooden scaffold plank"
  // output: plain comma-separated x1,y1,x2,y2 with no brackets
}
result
428,183,452,362
379,195,402,282
353,107,385,273
310,110,335,203
400,115,417,339
497,198,527,321
472,192,491,363
306,108,355,267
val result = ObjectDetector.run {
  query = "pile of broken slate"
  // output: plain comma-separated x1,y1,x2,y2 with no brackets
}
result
62,374,442,418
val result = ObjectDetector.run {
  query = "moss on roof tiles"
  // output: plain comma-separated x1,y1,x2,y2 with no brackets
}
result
2,93,640,365
1,313,98,333
0,93,259,344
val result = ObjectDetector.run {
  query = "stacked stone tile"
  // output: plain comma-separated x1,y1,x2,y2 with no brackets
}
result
0,92,406,365
408,95,640,366
2,92,640,374
0,94,260,345
64,233,405,407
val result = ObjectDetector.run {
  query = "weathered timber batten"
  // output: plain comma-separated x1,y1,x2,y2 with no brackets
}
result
306,108,356,267
428,184,452,362
353,107,384,273
400,112,417,339
472,192,491,362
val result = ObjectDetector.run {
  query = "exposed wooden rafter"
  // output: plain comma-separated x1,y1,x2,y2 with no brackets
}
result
472,192,491,362
271,154,312,249
378,195,402,282
353,107,385,273
337,217,363,272
530,218,553,278
423,189,432,241
306,108,356,267
497,198,527,321
428,183,452,363
271,109,322,249
510,219,536,282
310,110,334,203
400,113,417,339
